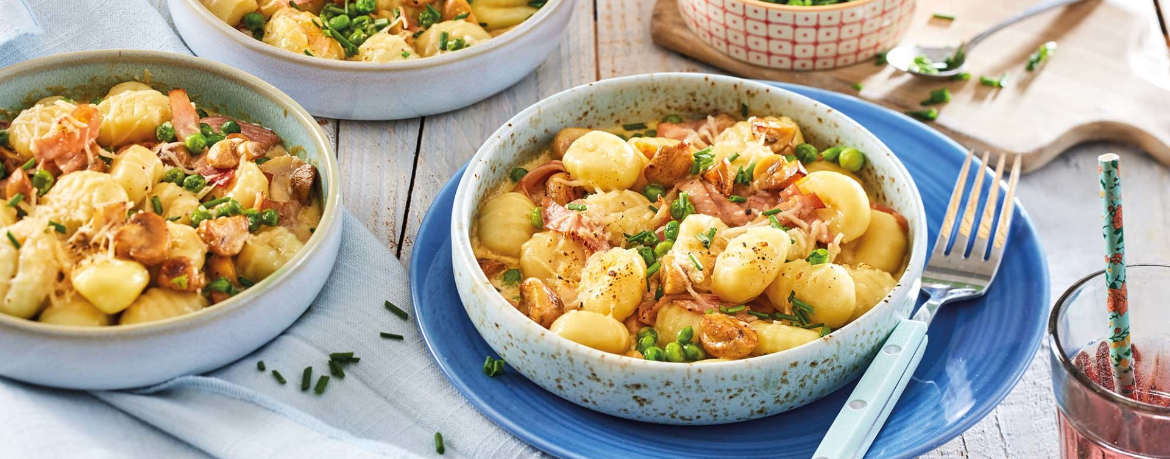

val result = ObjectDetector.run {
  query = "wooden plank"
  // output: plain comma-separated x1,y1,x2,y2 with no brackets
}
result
397,0,598,270
335,119,421,255
595,0,720,77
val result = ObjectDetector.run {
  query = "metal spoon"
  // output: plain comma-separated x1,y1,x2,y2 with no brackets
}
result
886,0,1090,79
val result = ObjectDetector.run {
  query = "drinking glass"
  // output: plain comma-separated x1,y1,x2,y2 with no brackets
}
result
1050,264,1170,458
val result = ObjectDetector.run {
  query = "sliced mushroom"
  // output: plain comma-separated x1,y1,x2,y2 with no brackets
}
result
699,313,759,360
206,254,238,304
156,256,205,292
289,163,316,204
259,155,313,203
477,258,507,277
551,128,591,160
114,212,170,266
753,155,806,192
658,253,690,295
544,172,584,206
518,278,564,328
701,158,734,196
643,141,694,187
197,215,250,257
4,170,31,201
751,118,799,155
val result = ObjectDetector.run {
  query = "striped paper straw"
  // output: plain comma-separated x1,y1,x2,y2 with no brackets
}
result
1098,153,1135,397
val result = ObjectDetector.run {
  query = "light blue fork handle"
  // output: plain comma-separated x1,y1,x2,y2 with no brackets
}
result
812,319,929,459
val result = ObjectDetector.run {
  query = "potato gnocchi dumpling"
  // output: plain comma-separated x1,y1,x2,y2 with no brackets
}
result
0,81,322,327
208,0,548,62
472,111,910,362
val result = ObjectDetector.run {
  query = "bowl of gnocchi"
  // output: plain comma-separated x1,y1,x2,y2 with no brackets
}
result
0,50,342,390
168,0,577,120
451,73,927,424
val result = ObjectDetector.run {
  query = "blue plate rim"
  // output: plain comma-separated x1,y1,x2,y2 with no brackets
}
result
410,81,1051,458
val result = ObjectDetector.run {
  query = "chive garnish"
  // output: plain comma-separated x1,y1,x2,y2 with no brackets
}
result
646,261,661,278
687,252,704,271
257,360,266,371
566,203,587,211
6,231,18,249
874,51,888,66
329,360,345,379
906,107,940,121
806,248,829,265
314,375,330,394
762,208,782,216
272,370,287,384
21,158,34,171
303,50,314,57
932,13,955,20
502,268,522,286
384,300,408,320
301,367,312,391
852,82,863,91
720,305,746,314
768,214,784,229
622,122,648,131
979,72,1009,88
821,325,832,337
483,356,506,377
728,195,746,203
201,196,230,209
648,205,658,213
951,72,971,81
380,332,404,340
803,322,826,330
728,152,740,162
47,220,65,233
740,102,749,117
920,88,952,106
434,432,445,455
151,196,164,215
453,12,469,20
747,310,771,319
6,193,23,207
329,352,356,362
772,313,801,322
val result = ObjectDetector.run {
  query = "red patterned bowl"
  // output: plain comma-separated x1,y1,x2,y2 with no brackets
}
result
678,0,916,70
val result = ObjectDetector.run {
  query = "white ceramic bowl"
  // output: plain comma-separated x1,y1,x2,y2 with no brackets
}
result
168,0,577,120
678,0,916,70
0,50,342,390
451,73,927,424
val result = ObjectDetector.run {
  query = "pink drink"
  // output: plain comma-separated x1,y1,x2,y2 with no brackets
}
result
1058,339,1170,458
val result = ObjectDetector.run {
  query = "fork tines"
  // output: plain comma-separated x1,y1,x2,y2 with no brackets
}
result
934,150,1021,261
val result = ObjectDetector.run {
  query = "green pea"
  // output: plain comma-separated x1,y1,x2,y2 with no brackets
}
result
839,148,866,172
32,170,53,196
642,346,665,361
664,220,680,242
155,121,176,143
509,167,528,182
676,326,694,345
217,200,243,217
208,277,232,293
794,143,818,164
244,208,261,232
636,326,659,344
242,12,265,31
348,29,368,45
184,133,207,153
653,240,673,257
196,108,209,119
642,183,665,202
190,207,211,227
821,146,843,163
683,343,706,361
204,134,225,147
0,130,7,148
328,14,351,30
200,123,214,137
354,0,376,14
637,246,655,266
664,342,685,362
183,174,207,192
163,168,185,184
529,206,543,229
661,114,684,124
260,208,279,226
351,15,372,30
220,120,241,135
636,335,656,352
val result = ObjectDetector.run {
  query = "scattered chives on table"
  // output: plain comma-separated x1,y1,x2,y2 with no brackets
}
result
301,367,312,391
380,332,404,340
329,352,359,363
384,300,408,320
257,360,266,371
314,375,330,394
329,360,346,379
434,432,445,455
271,370,286,385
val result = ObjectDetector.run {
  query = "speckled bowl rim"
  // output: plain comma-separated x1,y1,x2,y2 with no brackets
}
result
172,0,572,71
0,50,342,337
736,0,883,13
452,72,928,370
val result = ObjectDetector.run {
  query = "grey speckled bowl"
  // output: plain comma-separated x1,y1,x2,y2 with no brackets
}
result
451,73,927,424
0,50,342,390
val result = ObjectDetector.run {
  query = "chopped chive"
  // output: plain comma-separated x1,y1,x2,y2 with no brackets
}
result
646,261,661,278
720,305,746,314
920,88,951,106
151,195,164,215
772,313,801,322
271,370,286,384
1026,41,1057,71
453,12,469,20
747,310,772,319
238,276,255,287
380,332,404,340
803,322,826,330
301,367,312,391
483,356,506,377
806,248,829,265
201,196,230,208
821,325,832,337
384,300,408,320
852,82,863,91
687,252,704,272
874,51,888,66
728,152,740,162
502,268,522,286
762,208,782,216
434,432,445,455
740,102,749,117
329,352,356,361
622,122,648,131
648,205,658,213
329,360,345,379
728,195,747,203
906,107,939,121
314,375,330,394
932,13,955,20
21,158,34,171
6,231,18,249
566,203,587,211
951,72,971,81
768,214,784,229
303,50,314,57
257,360,266,371
6,193,23,207
979,72,1009,88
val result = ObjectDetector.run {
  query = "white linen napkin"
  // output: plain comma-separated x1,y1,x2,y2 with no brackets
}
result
0,1,543,458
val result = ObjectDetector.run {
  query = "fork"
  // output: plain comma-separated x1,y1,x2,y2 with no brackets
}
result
812,150,1022,459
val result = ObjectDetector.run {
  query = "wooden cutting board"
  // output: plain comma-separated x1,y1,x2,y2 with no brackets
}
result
651,0,1170,172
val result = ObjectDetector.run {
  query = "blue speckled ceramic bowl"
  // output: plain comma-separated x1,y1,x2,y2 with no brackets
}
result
450,73,928,424
0,50,342,390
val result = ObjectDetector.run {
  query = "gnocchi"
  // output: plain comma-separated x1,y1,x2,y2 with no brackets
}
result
0,81,322,327
472,112,909,362
211,0,545,62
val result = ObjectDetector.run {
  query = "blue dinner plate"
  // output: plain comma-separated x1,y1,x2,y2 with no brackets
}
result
410,83,1050,458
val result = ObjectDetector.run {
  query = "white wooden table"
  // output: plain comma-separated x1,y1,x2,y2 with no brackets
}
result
329,2,1154,456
